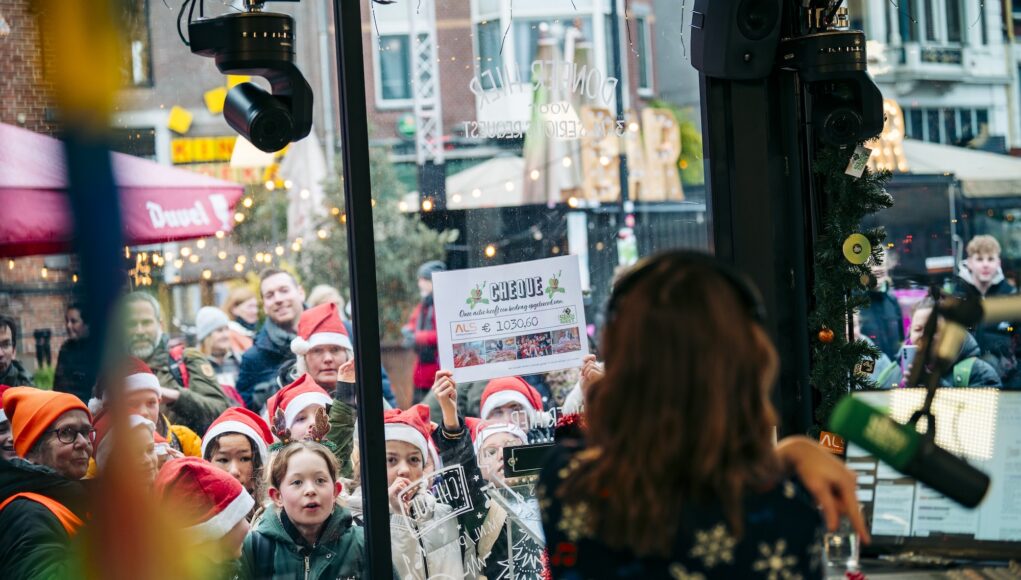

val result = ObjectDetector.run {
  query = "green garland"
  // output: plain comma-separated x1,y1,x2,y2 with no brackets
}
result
809,144,894,434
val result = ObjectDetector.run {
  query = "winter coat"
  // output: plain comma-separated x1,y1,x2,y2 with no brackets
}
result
539,444,826,580
140,336,232,435
404,298,439,390
53,337,98,403
236,319,297,412
239,504,367,580
947,267,1018,367
858,283,904,359
880,332,1002,388
0,359,34,387
326,399,357,480
0,458,91,579
390,496,464,580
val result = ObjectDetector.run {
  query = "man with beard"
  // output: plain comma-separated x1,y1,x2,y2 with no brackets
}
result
122,292,231,434
0,387,94,577
0,315,34,387
236,269,307,412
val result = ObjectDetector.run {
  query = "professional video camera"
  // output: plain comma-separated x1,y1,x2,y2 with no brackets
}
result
179,0,312,152
691,0,883,147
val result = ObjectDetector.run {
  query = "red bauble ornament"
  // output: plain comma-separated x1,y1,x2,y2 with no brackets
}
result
819,328,835,343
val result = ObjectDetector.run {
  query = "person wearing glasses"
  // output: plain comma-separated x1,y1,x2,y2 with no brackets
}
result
0,387,94,577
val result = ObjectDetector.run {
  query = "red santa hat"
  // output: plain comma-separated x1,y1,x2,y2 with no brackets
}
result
383,404,438,467
479,377,545,426
122,357,163,397
154,457,254,542
290,303,352,356
467,419,528,457
202,407,273,463
88,357,162,415
266,374,333,430
93,413,156,470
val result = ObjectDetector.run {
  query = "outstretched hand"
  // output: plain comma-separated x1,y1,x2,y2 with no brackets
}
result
431,370,458,430
777,436,870,544
579,354,604,395
338,359,356,384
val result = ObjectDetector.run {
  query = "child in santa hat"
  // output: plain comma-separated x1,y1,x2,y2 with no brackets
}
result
239,441,366,578
432,371,546,580
479,375,550,432
265,374,333,443
86,413,158,485
466,418,528,485
154,457,254,571
202,407,273,510
91,357,202,460
380,400,466,580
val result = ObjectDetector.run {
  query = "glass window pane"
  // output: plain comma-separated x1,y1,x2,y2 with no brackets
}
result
943,108,957,144
927,109,941,142
477,20,504,89
379,35,412,101
635,16,652,91
908,108,924,139
923,0,937,41
946,0,963,43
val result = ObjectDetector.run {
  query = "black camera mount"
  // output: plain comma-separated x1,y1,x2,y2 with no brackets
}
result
185,0,312,152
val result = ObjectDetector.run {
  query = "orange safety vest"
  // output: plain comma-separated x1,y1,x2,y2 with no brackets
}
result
0,492,84,537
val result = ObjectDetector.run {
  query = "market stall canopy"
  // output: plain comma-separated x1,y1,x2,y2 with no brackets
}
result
408,156,526,210
0,123,245,257
901,139,1021,198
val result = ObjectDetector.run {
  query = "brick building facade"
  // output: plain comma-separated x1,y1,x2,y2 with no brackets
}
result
0,0,73,374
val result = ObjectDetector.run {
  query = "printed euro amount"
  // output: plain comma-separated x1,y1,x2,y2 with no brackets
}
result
449,306,578,341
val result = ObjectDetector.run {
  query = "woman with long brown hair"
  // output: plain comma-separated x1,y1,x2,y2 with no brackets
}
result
540,251,865,579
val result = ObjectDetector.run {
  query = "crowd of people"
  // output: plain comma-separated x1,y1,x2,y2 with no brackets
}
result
860,235,1021,389
0,256,869,578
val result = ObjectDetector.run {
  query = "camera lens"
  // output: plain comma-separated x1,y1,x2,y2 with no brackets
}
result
820,108,863,147
224,82,294,153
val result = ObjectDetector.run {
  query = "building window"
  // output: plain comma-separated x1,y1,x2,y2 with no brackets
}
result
907,109,924,139
635,15,653,95
904,107,990,145
945,0,963,43
476,20,504,89
512,17,594,82
378,35,412,102
122,0,152,86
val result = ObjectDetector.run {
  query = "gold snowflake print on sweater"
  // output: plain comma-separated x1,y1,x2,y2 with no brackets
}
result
752,539,802,580
688,523,736,568
668,563,706,580
556,501,593,541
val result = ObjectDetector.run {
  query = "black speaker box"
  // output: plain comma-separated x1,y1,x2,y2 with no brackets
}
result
690,0,783,80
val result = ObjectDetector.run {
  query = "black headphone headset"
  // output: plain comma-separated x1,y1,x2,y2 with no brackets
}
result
605,250,767,325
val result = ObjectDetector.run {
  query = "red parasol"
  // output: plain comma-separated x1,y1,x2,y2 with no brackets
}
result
0,123,244,257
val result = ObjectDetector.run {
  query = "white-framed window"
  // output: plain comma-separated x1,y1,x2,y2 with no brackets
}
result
634,14,653,96
910,0,966,45
378,34,413,103
903,106,989,145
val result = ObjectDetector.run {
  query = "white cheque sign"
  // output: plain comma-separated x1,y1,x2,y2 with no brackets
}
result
433,255,589,383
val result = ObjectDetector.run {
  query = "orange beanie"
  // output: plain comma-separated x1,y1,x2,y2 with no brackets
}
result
2,387,92,457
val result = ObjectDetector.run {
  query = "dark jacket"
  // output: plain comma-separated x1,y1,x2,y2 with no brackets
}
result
539,444,825,580
947,269,1018,367
53,337,98,403
873,332,1000,389
239,504,366,579
858,283,904,359
236,319,296,411
0,359,34,387
0,458,91,579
